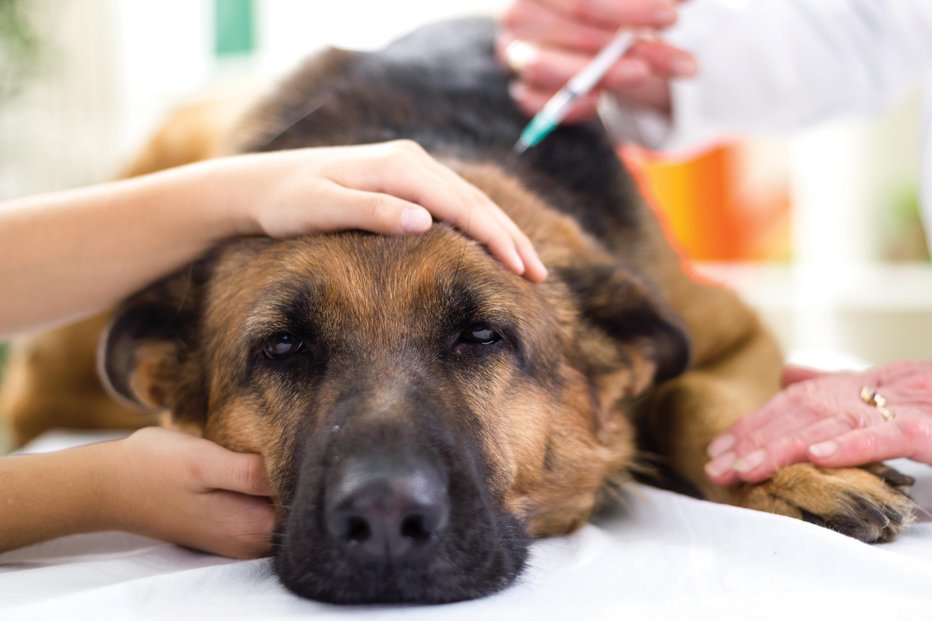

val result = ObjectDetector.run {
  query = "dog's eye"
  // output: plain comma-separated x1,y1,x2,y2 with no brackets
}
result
263,333,305,359
458,323,501,346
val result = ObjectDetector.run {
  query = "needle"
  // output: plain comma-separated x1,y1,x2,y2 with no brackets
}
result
513,30,637,154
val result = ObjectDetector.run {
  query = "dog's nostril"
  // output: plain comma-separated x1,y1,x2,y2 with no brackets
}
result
400,514,432,544
344,515,371,544
326,460,449,564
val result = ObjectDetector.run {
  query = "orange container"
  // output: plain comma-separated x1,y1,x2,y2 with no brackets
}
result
622,143,791,262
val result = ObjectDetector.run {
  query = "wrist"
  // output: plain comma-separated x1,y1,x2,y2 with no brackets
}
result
74,441,129,533
146,157,261,247
186,155,265,239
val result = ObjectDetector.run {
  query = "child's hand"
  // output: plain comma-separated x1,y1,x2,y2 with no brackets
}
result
1,139,546,337
113,428,276,559
206,141,547,282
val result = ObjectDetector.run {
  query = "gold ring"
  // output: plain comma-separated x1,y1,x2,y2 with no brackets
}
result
859,386,880,406
860,386,895,422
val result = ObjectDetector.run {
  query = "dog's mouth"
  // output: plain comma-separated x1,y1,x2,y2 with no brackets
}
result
271,418,530,604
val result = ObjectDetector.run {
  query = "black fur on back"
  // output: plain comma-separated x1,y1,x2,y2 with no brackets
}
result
239,17,646,241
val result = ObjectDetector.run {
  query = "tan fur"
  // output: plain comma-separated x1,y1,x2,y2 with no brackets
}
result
1,85,914,546
1,315,156,445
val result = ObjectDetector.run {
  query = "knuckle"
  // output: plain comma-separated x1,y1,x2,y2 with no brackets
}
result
242,455,266,490
568,0,593,20
775,434,808,458
840,408,872,429
184,457,206,485
365,194,401,224
845,431,877,455
391,138,425,157
365,193,390,216
734,431,766,455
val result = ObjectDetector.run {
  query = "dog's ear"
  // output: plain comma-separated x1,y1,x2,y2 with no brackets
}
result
558,263,690,395
98,264,209,425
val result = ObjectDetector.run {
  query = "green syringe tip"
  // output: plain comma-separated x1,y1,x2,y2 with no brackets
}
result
513,114,557,154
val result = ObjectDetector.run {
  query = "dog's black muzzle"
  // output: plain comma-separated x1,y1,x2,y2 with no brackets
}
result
272,384,530,604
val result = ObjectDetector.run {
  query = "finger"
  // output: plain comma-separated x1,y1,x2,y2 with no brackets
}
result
808,418,924,467
726,397,847,459
504,41,693,112
200,492,276,558
623,38,697,81
414,158,549,282
707,416,861,485
329,142,545,280
712,370,880,459
781,365,826,387
411,161,534,279
533,0,679,28
508,43,650,93
708,400,837,463
201,451,274,497
229,502,276,558
313,181,434,235
706,396,791,459
509,80,601,123
501,3,618,55
374,148,527,275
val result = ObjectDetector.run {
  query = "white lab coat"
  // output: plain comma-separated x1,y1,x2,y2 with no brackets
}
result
602,0,932,242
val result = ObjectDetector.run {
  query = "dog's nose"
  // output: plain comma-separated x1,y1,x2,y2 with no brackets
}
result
326,459,450,563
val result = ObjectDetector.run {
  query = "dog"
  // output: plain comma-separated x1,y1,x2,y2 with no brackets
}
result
1,18,916,604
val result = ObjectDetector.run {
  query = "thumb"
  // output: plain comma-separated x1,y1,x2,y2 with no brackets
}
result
319,185,434,235
200,449,273,497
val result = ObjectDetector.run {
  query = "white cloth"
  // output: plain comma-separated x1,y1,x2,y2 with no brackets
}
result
2,430,932,620
602,0,932,243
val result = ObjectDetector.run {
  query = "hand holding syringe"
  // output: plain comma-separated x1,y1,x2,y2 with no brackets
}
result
514,30,637,154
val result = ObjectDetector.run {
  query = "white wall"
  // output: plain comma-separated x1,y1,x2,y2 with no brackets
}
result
0,0,507,200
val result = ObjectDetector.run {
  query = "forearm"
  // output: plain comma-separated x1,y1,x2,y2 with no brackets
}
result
0,161,240,338
0,142,546,339
0,442,122,552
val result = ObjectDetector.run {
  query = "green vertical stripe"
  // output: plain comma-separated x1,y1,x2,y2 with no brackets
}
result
214,0,255,57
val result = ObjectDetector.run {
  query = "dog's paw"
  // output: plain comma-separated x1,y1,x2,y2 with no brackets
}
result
739,462,915,543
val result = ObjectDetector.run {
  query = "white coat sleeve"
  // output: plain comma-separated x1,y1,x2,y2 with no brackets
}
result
600,0,932,152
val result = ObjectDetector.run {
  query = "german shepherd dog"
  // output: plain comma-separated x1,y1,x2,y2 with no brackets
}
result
1,19,915,604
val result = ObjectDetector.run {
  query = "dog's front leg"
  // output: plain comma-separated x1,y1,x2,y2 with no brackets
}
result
640,319,915,543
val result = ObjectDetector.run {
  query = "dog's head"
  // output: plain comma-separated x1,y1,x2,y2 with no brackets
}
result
100,165,688,604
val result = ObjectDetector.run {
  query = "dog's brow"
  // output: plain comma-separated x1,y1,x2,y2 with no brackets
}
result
444,279,522,328
242,285,315,339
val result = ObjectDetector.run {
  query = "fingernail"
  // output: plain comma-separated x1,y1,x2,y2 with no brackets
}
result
504,40,537,74
704,452,736,478
707,433,735,458
671,56,697,76
732,449,765,472
532,258,548,281
400,207,432,232
809,441,838,458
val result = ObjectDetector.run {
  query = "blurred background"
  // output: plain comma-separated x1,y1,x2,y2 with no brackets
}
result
1,0,930,449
